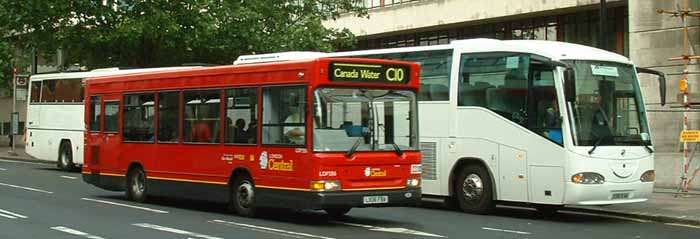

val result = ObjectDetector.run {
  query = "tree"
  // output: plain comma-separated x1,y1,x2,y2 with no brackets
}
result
0,0,366,71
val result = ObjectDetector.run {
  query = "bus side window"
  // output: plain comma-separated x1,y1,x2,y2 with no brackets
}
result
262,86,306,145
158,92,180,143
89,96,102,132
30,81,41,103
104,101,120,133
123,93,155,142
225,88,258,145
183,90,221,144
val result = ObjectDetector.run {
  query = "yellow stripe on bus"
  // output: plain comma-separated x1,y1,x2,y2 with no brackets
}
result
148,176,227,185
255,185,311,192
99,173,125,177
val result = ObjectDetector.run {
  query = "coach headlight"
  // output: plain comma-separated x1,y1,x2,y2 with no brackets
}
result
310,180,342,192
571,172,605,184
640,170,655,182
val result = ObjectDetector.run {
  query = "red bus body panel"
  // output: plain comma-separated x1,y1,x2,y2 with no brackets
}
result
82,58,421,210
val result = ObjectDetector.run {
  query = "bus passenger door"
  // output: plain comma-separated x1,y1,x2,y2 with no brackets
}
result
99,96,122,173
86,96,103,171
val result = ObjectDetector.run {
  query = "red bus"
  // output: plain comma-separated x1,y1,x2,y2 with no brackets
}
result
82,57,422,217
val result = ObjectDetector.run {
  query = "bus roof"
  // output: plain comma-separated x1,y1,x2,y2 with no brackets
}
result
29,66,200,82
238,38,632,65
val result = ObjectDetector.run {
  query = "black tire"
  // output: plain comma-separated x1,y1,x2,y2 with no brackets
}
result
534,204,562,217
454,164,495,214
57,142,76,171
324,208,351,218
126,167,147,203
230,175,256,217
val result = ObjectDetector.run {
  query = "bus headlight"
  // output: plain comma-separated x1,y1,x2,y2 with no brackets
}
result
406,178,421,188
310,180,341,192
571,172,605,184
640,170,655,182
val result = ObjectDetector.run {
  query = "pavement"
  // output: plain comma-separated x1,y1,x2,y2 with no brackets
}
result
2,145,699,227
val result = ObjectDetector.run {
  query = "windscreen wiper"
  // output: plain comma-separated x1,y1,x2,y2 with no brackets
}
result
346,137,363,158
588,137,604,155
391,143,404,156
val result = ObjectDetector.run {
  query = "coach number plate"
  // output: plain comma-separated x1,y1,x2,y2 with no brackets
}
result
611,192,629,200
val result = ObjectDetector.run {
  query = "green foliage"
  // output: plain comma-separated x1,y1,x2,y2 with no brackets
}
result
0,0,366,71
0,40,11,93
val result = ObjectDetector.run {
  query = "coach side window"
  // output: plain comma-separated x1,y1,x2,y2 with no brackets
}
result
30,81,41,103
123,93,155,142
184,90,221,143
158,92,180,143
262,86,306,145
89,96,101,132
225,88,258,144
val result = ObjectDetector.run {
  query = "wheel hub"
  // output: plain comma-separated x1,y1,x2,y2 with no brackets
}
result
237,181,254,208
462,173,483,201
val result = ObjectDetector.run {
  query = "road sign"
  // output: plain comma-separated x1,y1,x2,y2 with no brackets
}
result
680,130,700,142
15,88,27,101
15,75,28,86
11,112,19,135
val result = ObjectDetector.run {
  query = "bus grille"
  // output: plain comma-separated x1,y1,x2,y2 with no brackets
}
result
420,142,437,180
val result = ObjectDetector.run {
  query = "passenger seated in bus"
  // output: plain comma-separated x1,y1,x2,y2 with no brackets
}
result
246,120,257,143
233,118,249,143
191,121,212,143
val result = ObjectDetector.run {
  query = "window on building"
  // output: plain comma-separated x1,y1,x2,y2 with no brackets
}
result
225,88,258,144
458,53,530,126
184,90,221,143
89,96,101,132
123,93,155,142
104,101,120,133
262,86,306,145
158,92,180,143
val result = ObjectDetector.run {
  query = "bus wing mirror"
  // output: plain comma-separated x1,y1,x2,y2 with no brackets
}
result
636,67,666,106
564,67,576,102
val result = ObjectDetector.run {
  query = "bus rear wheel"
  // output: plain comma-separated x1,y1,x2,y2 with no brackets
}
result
126,168,147,203
230,175,256,217
454,164,494,214
57,142,76,171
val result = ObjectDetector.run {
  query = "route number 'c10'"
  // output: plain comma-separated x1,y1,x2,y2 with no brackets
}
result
386,68,404,82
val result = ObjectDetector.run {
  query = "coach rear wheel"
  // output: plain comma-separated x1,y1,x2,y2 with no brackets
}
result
126,168,147,203
454,164,494,214
57,142,76,171
230,175,257,217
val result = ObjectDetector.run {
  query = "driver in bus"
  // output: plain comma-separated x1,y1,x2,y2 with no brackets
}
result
284,92,305,145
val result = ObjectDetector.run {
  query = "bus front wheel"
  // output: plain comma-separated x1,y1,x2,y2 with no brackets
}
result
454,164,495,214
57,142,76,171
126,168,147,203
230,175,256,217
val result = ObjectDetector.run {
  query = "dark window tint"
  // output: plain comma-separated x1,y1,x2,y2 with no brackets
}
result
30,81,41,103
262,86,306,145
104,102,120,133
184,90,221,143
158,92,180,143
123,94,155,142
89,96,101,132
225,88,258,144
41,80,56,103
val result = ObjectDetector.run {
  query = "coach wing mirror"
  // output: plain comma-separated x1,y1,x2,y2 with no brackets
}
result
564,67,576,102
636,67,667,106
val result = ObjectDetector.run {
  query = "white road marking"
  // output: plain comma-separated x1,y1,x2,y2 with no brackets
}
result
81,198,169,214
211,219,335,239
562,210,651,223
0,167,7,171
133,223,222,239
0,159,48,165
0,182,54,194
332,221,446,238
51,226,107,239
665,223,700,229
0,213,17,219
481,227,532,235
60,175,77,180
0,209,27,219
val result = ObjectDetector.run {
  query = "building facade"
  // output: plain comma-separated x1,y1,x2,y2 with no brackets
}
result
324,0,700,189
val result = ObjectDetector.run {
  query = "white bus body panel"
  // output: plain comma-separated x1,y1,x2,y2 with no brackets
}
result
25,104,84,164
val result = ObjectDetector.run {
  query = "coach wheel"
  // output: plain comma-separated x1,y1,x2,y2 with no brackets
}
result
231,175,257,217
126,168,147,203
454,164,494,214
324,208,351,218
57,142,76,171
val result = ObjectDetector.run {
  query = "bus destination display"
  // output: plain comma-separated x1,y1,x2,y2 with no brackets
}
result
330,62,410,84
